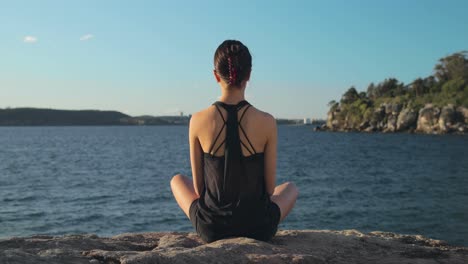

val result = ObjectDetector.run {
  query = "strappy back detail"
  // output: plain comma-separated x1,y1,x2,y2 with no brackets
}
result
189,99,280,243
207,100,257,157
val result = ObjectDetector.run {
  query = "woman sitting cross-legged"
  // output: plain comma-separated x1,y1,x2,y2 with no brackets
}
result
170,39,298,243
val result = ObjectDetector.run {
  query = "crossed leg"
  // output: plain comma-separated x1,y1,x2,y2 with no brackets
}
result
170,174,199,219
170,174,298,223
269,182,299,222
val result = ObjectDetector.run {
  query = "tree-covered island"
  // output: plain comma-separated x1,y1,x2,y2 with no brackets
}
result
323,51,468,134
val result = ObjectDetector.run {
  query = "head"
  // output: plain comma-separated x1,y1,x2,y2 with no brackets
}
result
213,40,252,89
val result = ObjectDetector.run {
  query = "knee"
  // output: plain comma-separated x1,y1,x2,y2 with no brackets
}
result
170,173,184,188
285,181,299,197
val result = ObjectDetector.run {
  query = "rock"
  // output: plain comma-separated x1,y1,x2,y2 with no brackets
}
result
358,121,369,130
313,125,325,131
325,100,466,134
383,103,392,114
369,106,385,129
391,104,403,116
344,116,355,130
329,119,344,131
393,104,403,115
396,108,418,131
417,104,441,133
0,230,466,264
364,126,376,132
385,114,398,132
326,110,334,129
383,103,402,115
439,105,456,133
456,106,468,123
327,108,342,131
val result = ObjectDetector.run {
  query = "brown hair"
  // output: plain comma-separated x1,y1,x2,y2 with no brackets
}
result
214,40,252,87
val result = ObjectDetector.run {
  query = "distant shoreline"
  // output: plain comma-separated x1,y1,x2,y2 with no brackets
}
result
0,107,188,126
0,107,323,126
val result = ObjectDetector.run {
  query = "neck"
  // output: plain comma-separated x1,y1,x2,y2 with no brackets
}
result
219,85,246,104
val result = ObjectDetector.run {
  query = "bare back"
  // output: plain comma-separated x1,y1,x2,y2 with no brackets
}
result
189,100,278,197
197,104,272,156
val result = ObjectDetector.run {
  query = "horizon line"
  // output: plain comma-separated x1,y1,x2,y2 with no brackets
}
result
0,106,325,120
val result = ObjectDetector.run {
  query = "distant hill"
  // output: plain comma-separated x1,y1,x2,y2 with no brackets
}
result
0,108,130,126
0,107,307,126
0,108,194,126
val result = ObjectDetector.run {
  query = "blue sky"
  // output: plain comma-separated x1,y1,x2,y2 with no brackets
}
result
1,0,467,118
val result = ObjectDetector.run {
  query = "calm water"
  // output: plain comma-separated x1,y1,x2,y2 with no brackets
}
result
0,126,467,246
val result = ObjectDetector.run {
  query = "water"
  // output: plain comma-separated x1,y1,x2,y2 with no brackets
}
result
0,126,467,246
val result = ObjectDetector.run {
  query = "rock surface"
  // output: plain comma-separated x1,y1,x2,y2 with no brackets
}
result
438,105,456,133
1,230,467,264
324,103,468,134
458,106,468,123
417,104,441,133
396,108,418,132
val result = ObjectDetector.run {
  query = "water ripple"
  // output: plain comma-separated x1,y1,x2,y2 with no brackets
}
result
0,126,467,246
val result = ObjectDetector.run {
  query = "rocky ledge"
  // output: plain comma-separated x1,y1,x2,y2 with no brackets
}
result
1,230,467,264
322,103,468,134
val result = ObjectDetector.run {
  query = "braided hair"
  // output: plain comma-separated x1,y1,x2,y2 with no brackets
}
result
214,40,252,88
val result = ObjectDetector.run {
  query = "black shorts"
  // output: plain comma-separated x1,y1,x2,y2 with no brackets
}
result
189,198,281,243
189,198,199,226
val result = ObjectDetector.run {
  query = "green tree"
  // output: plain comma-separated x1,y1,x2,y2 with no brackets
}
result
327,100,339,111
374,78,400,97
411,78,425,97
366,82,376,99
341,86,359,104
434,51,468,82
441,78,466,100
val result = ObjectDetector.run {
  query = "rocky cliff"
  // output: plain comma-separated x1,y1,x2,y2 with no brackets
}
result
324,103,468,134
1,230,467,264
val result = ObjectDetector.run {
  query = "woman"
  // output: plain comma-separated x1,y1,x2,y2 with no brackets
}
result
170,40,298,243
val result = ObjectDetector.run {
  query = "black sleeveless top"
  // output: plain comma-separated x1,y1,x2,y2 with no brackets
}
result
189,100,281,243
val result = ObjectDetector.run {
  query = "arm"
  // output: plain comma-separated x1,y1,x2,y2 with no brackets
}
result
189,114,204,197
264,116,277,197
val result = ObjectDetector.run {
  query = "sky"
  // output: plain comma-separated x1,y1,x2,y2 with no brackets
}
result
1,0,467,119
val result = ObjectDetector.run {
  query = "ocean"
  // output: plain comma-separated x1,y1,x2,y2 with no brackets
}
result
0,126,467,246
